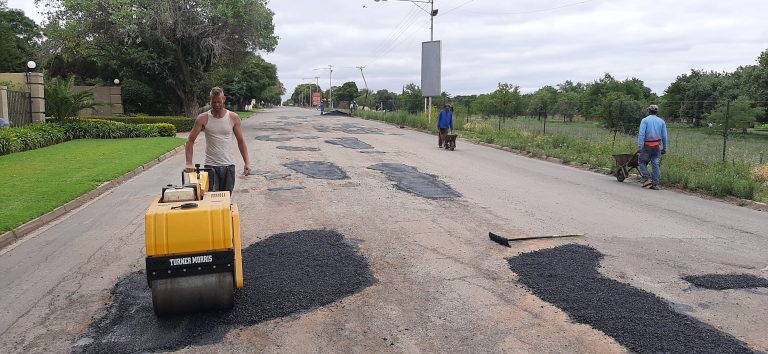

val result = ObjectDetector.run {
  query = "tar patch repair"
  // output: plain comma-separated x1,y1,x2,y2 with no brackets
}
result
368,163,460,199
73,230,374,353
276,146,321,152
255,135,293,142
507,244,754,354
325,137,373,149
683,274,768,290
284,161,349,180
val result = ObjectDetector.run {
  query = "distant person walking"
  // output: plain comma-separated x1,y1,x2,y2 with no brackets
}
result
319,101,325,115
637,104,668,190
437,103,453,148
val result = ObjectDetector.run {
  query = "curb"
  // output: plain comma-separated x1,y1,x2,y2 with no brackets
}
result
0,145,185,251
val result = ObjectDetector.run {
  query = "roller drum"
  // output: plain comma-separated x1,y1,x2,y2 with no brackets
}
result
151,272,234,316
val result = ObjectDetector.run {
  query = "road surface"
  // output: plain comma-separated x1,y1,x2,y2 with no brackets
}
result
1,107,766,353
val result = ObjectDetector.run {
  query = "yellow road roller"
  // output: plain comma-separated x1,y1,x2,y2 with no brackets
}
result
144,165,243,316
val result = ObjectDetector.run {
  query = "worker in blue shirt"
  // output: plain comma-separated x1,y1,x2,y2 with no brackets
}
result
437,103,453,148
637,104,668,190
319,101,325,115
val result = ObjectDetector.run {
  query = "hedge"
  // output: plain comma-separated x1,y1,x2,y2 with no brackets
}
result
82,116,196,132
0,119,177,156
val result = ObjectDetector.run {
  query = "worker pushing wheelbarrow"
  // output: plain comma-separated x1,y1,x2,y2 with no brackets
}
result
437,103,457,150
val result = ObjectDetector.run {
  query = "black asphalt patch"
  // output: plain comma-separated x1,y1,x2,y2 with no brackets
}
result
267,185,306,191
683,274,768,290
297,136,320,140
253,127,290,132
333,123,383,135
359,150,386,154
247,170,271,176
325,137,373,149
284,161,349,180
255,135,293,142
368,163,460,199
265,173,291,180
323,109,351,117
73,230,374,353
507,244,755,354
314,125,332,133
276,146,321,152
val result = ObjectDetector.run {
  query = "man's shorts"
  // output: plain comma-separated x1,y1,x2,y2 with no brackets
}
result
204,165,236,193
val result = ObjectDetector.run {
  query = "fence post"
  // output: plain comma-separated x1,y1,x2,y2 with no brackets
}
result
543,110,547,135
760,152,764,164
722,100,730,162
0,86,8,121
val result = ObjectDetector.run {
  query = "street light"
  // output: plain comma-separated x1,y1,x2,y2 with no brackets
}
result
313,65,334,109
113,79,120,85
27,61,36,70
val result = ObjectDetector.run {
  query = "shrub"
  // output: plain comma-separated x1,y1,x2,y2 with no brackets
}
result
0,123,68,155
752,164,768,183
82,116,195,132
44,77,100,120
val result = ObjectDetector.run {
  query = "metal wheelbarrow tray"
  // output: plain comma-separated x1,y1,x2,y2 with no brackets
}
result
612,152,639,182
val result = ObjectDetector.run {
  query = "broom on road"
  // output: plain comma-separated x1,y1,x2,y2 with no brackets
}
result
489,232,585,247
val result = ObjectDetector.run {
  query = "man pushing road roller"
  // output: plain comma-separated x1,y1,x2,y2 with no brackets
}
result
143,87,251,316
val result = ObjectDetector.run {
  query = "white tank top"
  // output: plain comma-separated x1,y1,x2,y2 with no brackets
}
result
204,110,236,165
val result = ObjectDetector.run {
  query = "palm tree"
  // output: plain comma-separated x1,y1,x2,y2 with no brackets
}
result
44,77,100,120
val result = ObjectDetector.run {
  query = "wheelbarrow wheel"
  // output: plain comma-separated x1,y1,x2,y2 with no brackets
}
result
616,167,626,182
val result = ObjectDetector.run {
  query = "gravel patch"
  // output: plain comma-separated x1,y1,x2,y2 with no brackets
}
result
72,230,374,353
683,274,768,290
368,163,460,199
507,244,755,354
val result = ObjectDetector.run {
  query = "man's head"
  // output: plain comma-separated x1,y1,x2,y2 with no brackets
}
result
210,86,225,111
648,104,659,115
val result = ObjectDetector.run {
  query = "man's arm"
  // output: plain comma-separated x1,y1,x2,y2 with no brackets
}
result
185,114,207,172
231,113,252,175
637,119,647,149
661,121,668,151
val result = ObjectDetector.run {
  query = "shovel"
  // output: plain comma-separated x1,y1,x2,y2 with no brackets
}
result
489,232,585,247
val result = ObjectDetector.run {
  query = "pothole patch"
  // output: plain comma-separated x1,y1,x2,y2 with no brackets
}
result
683,274,768,290
333,123,383,135
72,230,374,353
276,146,321,152
284,161,349,180
368,163,460,199
325,137,373,150
265,173,291,180
255,135,293,142
507,244,754,354
359,150,385,154
267,186,306,191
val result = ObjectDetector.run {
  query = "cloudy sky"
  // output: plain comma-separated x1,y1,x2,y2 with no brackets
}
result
10,0,768,99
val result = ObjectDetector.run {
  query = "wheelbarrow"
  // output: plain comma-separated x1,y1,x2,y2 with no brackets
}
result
612,152,639,182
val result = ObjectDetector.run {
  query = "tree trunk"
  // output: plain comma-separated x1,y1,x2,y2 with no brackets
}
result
183,92,199,117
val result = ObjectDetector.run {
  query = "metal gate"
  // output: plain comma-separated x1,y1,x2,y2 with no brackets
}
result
8,90,32,127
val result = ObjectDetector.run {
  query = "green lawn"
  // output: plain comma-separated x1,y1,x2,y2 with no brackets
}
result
0,137,185,232
234,110,258,120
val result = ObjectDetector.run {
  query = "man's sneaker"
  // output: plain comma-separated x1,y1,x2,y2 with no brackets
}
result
642,180,652,188
650,185,660,190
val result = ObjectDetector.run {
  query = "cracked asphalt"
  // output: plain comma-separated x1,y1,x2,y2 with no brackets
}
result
1,107,767,353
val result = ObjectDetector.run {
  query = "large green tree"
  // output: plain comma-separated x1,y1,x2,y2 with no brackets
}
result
0,8,41,72
334,81,359,104
40,0,278,116
210,54,280,110
704,96,763,133
661,69,736,125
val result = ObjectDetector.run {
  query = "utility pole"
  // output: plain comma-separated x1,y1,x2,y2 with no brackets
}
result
301,77,317,107
356,66,369,109
313,66,334,109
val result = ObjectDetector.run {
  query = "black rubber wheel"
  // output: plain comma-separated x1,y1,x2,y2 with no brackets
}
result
616,168,626,182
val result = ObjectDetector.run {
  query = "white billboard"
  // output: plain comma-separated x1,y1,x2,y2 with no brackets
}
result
421,40,441,97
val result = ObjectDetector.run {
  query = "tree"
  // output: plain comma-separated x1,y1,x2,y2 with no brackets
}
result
334,81,359,104
554,91,580,122
704,96,763,133
661,69,735,125
290,83,319,107
45,76,99,120
373,89,398,111
527,86,558,119
401,83,422,113
211,54,280,110
600,92,645,134
0,8,41,72
41,0,278,116
734,49,768,123
261,83,285,106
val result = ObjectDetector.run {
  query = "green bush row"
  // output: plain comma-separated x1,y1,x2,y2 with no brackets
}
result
0,119,176,155
82,116,195,132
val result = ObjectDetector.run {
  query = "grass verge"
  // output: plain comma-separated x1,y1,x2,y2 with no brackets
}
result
0,137,185,232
